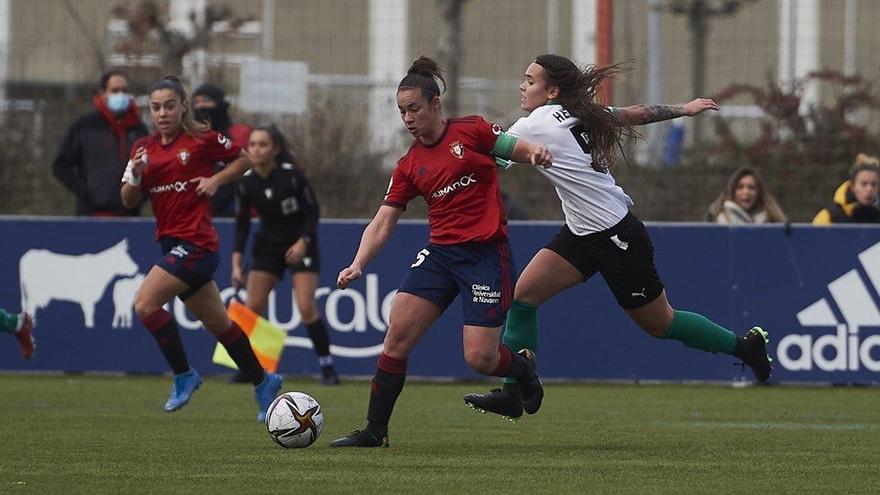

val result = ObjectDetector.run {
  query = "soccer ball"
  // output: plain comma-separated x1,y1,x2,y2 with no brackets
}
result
265,391,324,448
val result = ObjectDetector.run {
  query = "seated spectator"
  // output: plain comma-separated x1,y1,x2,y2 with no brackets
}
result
813,154,880,224
706,166,786,224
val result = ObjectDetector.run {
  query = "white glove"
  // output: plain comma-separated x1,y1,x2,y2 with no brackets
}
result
122,159,141,187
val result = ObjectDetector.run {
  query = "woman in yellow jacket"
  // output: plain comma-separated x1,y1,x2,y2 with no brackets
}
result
813,154,880,224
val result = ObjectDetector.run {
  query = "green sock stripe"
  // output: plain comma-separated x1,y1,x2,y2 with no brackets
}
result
501,301,539,385
0,309,18,334
664,310,737,355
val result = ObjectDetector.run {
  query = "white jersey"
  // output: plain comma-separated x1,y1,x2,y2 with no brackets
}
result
507,103,632,234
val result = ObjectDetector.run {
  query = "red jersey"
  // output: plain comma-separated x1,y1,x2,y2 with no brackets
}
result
383,116,507,244
131,130,241,251
228,123,253,150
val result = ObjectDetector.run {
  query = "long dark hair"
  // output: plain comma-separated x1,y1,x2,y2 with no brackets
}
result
253,124,297,167
398,56,446,102
149,75,209,136
707,166,786,222
534,54,630,171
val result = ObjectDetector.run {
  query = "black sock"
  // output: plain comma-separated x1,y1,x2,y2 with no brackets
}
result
366,352,407,436
217,322,266,386
142,309,190,375
305,318,332,359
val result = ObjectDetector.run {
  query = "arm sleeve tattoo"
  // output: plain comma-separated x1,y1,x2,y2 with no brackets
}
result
614,104,686,126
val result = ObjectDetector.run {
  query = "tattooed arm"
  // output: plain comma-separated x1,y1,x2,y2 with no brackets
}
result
611,98,719,126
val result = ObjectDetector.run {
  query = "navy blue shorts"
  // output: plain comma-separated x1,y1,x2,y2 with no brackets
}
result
397,241,515,327
157,238,219,301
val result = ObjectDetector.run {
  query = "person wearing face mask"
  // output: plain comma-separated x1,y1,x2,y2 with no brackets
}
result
813,154,880,224
53,69,148,216
191,83,254,217
706,167,786,224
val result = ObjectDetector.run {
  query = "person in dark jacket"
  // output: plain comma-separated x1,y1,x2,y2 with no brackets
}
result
192,83,253,217
53,69,148,216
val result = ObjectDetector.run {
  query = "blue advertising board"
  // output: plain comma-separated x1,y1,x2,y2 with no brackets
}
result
0,217,878,384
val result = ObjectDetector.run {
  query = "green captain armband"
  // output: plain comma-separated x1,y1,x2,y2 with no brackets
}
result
491,132,517,161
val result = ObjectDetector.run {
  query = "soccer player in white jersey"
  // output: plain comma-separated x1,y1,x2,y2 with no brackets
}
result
464,54,773,420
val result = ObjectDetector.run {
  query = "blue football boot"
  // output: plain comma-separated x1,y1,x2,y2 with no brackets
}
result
255,372,283,422
164,368,202,412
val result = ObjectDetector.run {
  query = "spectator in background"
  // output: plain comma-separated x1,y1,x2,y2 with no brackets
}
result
53,69,148,216
813,154,880,224
706,166,786,224
192,83,253,217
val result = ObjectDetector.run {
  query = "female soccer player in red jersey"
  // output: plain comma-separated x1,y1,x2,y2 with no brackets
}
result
464,54,773,420
329,57,553,447
120,76,282,421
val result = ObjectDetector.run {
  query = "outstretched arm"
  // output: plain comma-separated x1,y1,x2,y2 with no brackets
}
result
612,98,719,126
337,205,403,289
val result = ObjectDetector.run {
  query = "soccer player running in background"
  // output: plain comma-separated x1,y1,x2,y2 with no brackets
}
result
0,309,34,359
329,56,553,447
120,76,282,422
231,125,340,385
464,54,773,421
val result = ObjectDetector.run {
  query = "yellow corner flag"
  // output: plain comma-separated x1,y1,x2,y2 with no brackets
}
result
213,300,286,372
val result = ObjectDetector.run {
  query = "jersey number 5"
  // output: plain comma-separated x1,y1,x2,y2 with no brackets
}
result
411,249,430,268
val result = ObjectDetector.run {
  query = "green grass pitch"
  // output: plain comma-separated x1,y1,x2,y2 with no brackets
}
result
0,375,877,494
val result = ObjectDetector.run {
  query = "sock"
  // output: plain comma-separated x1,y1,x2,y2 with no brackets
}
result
217,322,266,385
490,344,530,379
305,318,332,360
366,352,407,436
142,309,190,374
663,310,737,355
501,301,538,385
0,309,19,334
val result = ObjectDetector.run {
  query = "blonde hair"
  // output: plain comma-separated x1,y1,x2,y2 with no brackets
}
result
850,153,880,181
149,75,210,136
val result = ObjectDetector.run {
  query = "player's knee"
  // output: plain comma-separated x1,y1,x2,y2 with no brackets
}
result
298,304,318,324
463,347,495,374
382,328,411,357
512,284,542,306
641,321,669,338
245,296,267,315
134,298,160,321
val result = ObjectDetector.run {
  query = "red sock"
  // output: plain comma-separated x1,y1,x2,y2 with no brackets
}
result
490,345,513,377
217,321,265,385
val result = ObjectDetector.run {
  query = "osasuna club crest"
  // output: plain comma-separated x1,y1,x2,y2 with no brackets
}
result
449,140,464,159
178,148,190,165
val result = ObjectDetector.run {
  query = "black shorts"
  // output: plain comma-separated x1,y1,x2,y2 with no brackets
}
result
545,213,664,309
250,237,320,279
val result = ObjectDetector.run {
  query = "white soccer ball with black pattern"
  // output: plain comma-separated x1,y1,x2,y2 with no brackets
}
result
265,391,324,448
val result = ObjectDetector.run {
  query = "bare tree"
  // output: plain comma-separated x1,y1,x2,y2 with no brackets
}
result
114,1,251,79
436,0,468,117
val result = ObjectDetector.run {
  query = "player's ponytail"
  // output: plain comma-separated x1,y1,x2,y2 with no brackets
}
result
149,75,210,137
398,56,446,101
534,54,632,171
